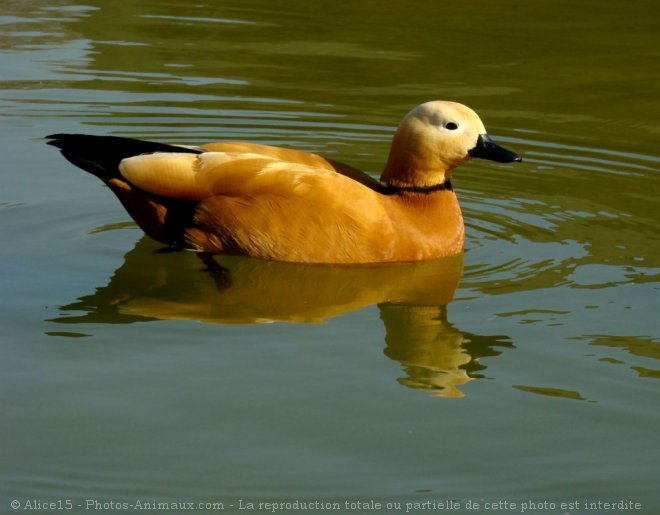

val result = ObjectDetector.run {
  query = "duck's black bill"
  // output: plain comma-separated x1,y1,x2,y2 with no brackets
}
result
469,134,522,163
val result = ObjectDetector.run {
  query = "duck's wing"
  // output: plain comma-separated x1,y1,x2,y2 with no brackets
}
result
200,141,384,191
119,150,379,201
46,133,203,180
119,151,394,262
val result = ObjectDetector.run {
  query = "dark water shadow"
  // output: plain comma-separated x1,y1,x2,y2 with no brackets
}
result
49,238,512,397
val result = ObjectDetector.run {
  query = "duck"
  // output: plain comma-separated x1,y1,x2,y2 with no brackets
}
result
47,101,521,264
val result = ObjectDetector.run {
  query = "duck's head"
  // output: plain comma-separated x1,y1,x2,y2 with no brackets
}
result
381,101,521,188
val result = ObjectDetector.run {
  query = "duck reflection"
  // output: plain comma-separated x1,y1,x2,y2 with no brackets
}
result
51,238,512,397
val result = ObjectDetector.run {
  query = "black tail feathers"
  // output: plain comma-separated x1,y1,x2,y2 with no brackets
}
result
46,134,203,180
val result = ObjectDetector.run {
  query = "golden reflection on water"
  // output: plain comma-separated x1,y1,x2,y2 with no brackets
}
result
49,238,512,397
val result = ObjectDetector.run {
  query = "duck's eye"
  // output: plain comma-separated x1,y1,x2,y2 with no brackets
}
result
445,122,459,131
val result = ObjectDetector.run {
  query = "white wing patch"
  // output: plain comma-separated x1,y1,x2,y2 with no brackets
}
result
119,151,336,201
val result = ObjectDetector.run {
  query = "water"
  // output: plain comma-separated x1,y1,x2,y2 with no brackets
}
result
1,1,658,513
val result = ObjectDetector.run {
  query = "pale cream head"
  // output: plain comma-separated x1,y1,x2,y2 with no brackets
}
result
381,101,488,188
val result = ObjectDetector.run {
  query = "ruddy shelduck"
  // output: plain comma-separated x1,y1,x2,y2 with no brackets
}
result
47,101,521,264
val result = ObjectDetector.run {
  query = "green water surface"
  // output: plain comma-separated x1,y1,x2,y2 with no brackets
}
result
1,1,658,514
